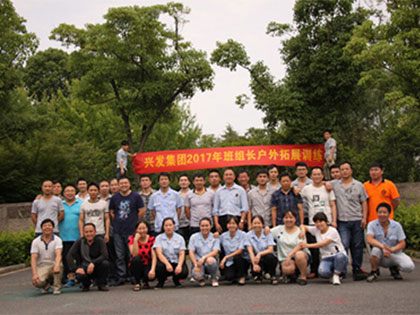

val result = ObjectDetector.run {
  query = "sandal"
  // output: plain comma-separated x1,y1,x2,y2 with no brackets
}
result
297,278,307,286
133,284,141,291
271,277,278,285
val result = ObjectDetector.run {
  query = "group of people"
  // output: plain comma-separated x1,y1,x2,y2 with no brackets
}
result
30,137,415,295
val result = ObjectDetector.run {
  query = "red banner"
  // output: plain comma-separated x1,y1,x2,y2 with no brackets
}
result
132,144,324,174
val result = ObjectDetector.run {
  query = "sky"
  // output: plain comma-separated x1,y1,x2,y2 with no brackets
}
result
12,0,295,136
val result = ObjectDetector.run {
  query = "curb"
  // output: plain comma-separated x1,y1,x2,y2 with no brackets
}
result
0,263,26,275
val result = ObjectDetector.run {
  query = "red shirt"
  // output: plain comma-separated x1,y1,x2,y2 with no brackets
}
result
128,235,155,265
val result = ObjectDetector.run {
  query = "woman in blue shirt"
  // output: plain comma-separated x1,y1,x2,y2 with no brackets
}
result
189,217,220,287
153,218,188,288
219,216,248,285
245,215,277,284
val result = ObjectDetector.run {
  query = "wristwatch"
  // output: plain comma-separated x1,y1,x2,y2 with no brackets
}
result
240,219,245,223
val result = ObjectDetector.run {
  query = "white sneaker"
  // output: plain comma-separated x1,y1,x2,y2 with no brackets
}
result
53,289,61,295
211,280,219,287
332,274,341,285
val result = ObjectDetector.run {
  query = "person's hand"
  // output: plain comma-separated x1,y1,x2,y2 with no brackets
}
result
197,257,205,267
298,227,305,239
175,265,182,275
263,226,271,235
293,186,301,195
360,219,367,230
121,169,125,175
87,263,95,274
253,254,261,265
331,221,337,228
324,182,333,192
299,241,308,249
284,257,292,266
383,248,392,258
238,222,245,230
165,263,173,272
148,270,155,280
213,232,220,239
327,156,332,163
76,268,85,275
193,265,202,274
219,257,226,269
215,223,222,234
104,234,109,243
253,264,261,273
53,264,61,274
32,274,40,286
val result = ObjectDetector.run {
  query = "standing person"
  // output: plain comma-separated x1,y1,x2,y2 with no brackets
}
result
107,178,119,285
67,223,110,292
248,169,276,228
245,215,277,284
208,169,222,193
213,168,249,233
364,162,400,224
267,165,281,190
291,162,313,224
109,177,145,285
177,174,191,242
300,167,337,278
299,213,348,285
189,218,221,287
79,183,110,242
149,173,183,233
366,203,415,282
184,174,215,235
109,178,119,195
237,170,256,193
271,172,304,227
76,178,89,201
59,184,82,287
331,161,368,281
153,218,189,288
30,219,63,295
138,174,156,235
116,140,135,179
219,216,248,285
31,180,64,238
330,164,341,180
52,180,64,200
99,180,111,201
323,130,337,180
128,220,157,291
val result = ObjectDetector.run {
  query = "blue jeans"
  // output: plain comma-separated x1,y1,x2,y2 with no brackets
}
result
116,168,125,180
338,220,364,272
113,233,130,280
318,253,348,278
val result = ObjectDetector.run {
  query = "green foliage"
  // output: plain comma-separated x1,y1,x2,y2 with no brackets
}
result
0,227,34,266
395,202,420,250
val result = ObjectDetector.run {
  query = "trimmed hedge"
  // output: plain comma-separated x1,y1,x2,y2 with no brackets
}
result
0,228,34,267
395,202,420,251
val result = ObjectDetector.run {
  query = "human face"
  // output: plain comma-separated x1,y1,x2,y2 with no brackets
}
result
369,167,384,182
377,206,390,224
84,225,96,241
251,218,263,232
159,176,170,189
256,173,268,186
100,181,109,196
280,176,291,190
314,220,328,232
237,172,250,187
53,183,62,196
331,168,341,180
42,181,53,196
283,211,296,228
77,180,88,193
227,218,238,233
178,176,190,189
41,222,54,236
223,170,235,186
296,166,308,179
339,163,352,180
63,186,76,201
140,177,152,190
200,219,211,236
208,172,220,187
311,169,324,184
193,176,205,190
268,167,279,182
119,178,131,193
110,179,119,194
136,222,148,237
88,185,99,200
122,144,129,151
163,219,175,235
323,131,331,140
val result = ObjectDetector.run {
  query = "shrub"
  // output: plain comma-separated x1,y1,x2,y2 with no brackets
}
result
0,228,34,267
395,202,420,251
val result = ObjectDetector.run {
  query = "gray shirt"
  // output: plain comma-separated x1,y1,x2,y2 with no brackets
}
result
292,177,313,218
324,137,337,159
30,235,63,266
116,148,128,170
184,189,215,228
80,199,109,235
247,186,276,227
31,196,64,233
332,179,368,221
178,189,191,228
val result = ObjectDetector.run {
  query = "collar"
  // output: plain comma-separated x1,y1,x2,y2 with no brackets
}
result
369,178,385,183
222,183,239,190
193,188,207,195
41,234,55,250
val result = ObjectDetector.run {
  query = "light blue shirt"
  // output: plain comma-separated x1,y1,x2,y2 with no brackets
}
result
153,232,186,264
59,199,82,242
367,219,406,253
220,230,248,266
212,183,249,217
188,232,220,260
244,230,275,257
149,188,183,232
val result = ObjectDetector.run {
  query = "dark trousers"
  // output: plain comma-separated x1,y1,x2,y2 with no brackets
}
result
338,220,364,272
218,215,241,233
155,261,188,285
189,227,200,235
178,227,191,243
113,233,130,280
130,256,152,284
222,256,249,281
62,241,75,282
76,260,109,287
250,255,277,278
107,235,118,281
306,230,320,274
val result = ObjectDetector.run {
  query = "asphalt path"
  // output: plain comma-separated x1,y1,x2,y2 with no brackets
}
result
0,258,419,314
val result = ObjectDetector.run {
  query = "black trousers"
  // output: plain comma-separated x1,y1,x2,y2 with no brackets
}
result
155,261,188,285
250,255,277,278
130,256,152,284
178,227,191,243
76,260,109,287
306,229,320,274
106,235,118,280
62,241,74,281
222,255,249,281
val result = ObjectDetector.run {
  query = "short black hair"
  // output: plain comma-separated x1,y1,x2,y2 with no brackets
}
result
311,167,323,174
42,179,53,185
134,219,150,233
63,183,76,191
121,140,129,146
226,215,239,226
313,212,328,223
329,164,340,171
193,173,205,180
158,172,170,181
267,164,278,172
208,169,220,176
324,129,332,134
140,174,152,180
118,176,130,182
178,174,190,182
237,169,249,177
161,217,176,234
369,162,383,170
376,202,391,213
77,177,88,185
83,222,96,230
199,217,212,226
282,210,297,219
251,215,265,226
99,180,109,185
52,180,62,186
339,161,353,170
224,168,235,175
41,218,55,228
88,182,99,190
295,161,308,168
279,172,292,181
256,169,269,177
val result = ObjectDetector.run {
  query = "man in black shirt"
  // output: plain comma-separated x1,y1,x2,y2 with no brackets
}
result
67,223,109,291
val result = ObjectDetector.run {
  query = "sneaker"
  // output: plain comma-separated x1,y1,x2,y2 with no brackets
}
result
353,270,368,281
199,279,206,287
41,288,50,294
264,272,271,280
53,289,61,295
332,274,341,285
64,280,75,288
189,277,196,283
367,271,378,283
211,280,219,287
390,267,403,280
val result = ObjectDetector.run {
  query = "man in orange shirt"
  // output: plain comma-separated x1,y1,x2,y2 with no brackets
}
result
364,162,400,223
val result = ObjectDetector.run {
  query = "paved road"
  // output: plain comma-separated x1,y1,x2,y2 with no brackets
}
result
0,258,419,314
